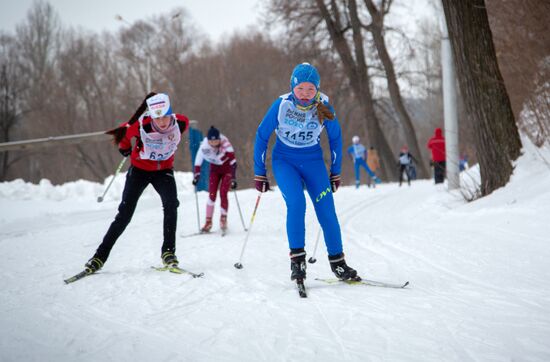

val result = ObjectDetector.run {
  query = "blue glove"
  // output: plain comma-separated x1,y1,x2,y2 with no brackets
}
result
374,176,381,184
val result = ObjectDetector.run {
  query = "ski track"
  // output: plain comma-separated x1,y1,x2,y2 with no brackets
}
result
2,168,550,361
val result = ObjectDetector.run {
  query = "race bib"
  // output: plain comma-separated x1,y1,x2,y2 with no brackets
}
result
399,154,411,165
352,144,366,159
275,94,328,148
138,119,181,161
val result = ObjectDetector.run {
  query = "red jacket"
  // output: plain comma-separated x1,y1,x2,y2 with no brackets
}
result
427,128,446,162
119,114,189,171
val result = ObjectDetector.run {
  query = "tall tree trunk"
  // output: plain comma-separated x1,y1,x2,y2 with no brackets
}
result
363,0,429,178
316,0,398,180
441,0,522,196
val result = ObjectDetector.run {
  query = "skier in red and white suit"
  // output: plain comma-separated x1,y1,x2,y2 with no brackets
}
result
192,126,237,233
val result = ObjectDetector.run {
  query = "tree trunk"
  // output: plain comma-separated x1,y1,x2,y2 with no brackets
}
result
316,0,398,180
441,0,521,196
363,0,429,178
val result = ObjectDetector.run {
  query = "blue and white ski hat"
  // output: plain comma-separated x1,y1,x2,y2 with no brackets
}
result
146,93,173,118
290,62,320,90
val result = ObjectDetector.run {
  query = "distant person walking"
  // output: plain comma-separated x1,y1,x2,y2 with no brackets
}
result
347,135,379,188
366,146,381,187
427,127,446,184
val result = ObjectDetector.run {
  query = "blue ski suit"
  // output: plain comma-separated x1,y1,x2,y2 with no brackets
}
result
254,92,344,256
347,143,375,185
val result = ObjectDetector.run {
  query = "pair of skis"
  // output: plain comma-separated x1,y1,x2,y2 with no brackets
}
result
294,277,409,298
63,265,204,284
150,266,204,278
181,228,227,238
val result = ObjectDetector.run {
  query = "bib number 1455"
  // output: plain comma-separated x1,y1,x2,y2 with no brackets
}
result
284,130,314,141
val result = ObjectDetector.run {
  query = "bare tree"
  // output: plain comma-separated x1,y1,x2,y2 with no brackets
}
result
486,0,550,147
363,0,429,177
441,0,522,196
269,0,389,179
0,35,24,180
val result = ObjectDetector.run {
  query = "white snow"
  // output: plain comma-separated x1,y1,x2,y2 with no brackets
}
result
1,139,549,362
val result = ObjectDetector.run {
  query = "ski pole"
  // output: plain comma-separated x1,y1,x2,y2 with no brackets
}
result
234,193,262,269
97,157,127,203
194,186,201,233
233,190,248,232
308,228,322,264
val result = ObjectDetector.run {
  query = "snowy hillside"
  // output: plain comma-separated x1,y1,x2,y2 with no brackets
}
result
1,139,549,362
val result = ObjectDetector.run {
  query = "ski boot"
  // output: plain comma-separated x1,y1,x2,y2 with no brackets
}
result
201,217,213,233
84,257,104,274
161,251,179,268
328,253,359,281
220,215,228,232
290,248,307,281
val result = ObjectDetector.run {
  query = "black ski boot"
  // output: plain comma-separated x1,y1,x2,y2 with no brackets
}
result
328,253,358,281
290,248,307,281
161,251,179,268
84,257,104,274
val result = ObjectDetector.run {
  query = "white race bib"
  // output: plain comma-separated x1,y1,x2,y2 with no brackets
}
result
275,93,329,148
138,119,181,161
352,144,366,159
399,154,411,165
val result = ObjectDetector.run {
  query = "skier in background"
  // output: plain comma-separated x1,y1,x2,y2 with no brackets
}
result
253,62,359,283
427,127,446,184
367,146,381,187
83,93,189,274
347,135,379,188
459,153,469,171
397,145,417,187
192,126,237,234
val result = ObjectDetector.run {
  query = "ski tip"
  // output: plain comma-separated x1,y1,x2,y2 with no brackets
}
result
403,281,409,288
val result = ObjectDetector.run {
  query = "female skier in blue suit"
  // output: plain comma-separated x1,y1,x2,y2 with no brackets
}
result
253,62,359,282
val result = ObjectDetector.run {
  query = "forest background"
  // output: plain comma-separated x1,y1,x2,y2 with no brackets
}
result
0,0,547,187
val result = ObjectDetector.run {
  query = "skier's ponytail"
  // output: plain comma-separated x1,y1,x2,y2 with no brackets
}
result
106,92,157,144
316,102,335,125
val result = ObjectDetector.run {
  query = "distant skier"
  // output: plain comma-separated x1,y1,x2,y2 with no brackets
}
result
347,135,379,188
397,145,417,187
459,153,469,171
83,93,189,274
367,146,381,187
253,62,359,284
192,126,237,233
427,127,446,184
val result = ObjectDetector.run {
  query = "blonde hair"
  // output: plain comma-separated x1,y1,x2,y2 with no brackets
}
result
316,102,335,125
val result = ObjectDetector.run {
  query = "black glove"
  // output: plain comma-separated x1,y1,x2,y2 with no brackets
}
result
192,173,200,186
330,173,341,193
230,179,238,190
254,175,270,193
119,148,131,157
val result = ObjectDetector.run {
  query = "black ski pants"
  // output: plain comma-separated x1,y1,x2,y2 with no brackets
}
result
398,164,411,186
433,161,446,184
95,166,179,262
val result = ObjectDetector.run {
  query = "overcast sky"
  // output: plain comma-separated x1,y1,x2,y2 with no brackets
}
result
0,0,262,42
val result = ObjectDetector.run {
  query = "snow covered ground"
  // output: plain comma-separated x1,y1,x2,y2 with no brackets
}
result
1,140,549,362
